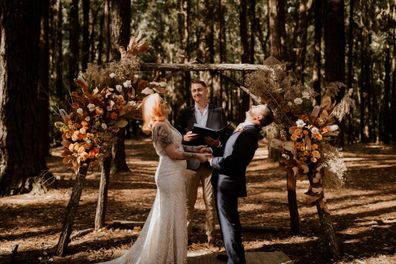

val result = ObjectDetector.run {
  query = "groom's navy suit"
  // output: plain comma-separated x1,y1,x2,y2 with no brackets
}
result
211,124,261,264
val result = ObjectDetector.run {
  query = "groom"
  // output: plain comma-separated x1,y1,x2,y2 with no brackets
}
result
209,104,274,264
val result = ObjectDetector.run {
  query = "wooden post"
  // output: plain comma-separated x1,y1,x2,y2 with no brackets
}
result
316,201,341,259
287,171,300,234
56,161,90,256
95,155,112,230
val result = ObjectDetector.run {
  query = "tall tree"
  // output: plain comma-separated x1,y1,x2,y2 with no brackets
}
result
38,0,51,162
111,0,131,173
82,0,90,70
55,0,64,99
69,0,80,91
324,0,345,145
347,0,354,143
240,0,251,121
313,0,322,103
392,2,396,142
268,0,286,60
0,0,43,195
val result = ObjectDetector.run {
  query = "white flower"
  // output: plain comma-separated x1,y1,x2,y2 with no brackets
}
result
106,100,115,111
294,98,303,105
296,119,306,128
87,103,96,112
116,85,123,92
123,80,132,88
109,73,116,78
302,91,310,99
287,101,293,106
85,116,90,121
311,127,319,133
77,108,84,115
101,123,108,130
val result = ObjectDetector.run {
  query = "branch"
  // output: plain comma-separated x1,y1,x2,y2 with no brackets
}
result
140,63,272,72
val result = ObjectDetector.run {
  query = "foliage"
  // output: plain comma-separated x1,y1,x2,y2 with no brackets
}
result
54,35,161,172
246,58,353,206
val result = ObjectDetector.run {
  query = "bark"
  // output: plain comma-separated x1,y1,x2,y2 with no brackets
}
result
287,172,300,234
38,0,50,161
268,0,286,60
347,0,354,143
55,0,64,99
0,0,43,195
104,0,111,63
313,0,322,104
95,156,112,230
110,0,131,61
240,0,250,121
140,62,273,71
110,0,131,173
68,0,80,91
56,162,90,256
324,0,345,146
82,0,90,71
392,4,396,142
97,10,104,65
380,48,392,144
316,202,341,259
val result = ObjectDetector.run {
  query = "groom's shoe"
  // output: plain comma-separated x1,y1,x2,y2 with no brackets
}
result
216,254,228,262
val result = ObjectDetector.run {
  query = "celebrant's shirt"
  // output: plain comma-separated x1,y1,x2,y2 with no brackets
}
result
194,103,209,127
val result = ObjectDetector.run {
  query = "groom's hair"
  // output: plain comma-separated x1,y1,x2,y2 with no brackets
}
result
259,105,274,127
191,79,207,88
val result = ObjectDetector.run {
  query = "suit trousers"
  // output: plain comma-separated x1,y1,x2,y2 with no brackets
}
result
214,187,246,264
185,164,216,239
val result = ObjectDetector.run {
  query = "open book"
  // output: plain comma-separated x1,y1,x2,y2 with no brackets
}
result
191,123,230,139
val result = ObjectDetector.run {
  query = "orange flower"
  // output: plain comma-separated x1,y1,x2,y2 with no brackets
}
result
291,134,299,141
289,126,297,134
95,107,104,116
110,111,118,120
312,150,321,158
312,132,323,141
311,143,319,150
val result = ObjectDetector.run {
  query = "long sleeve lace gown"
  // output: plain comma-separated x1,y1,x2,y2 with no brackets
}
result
100,120,188,264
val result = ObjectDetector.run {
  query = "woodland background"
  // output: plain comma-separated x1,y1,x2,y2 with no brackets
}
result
2,0,396,195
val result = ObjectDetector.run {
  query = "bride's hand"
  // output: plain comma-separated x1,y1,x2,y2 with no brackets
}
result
196,153,212,163
196,145,213,154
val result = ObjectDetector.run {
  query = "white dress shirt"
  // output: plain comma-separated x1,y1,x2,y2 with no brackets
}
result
194,103,209,127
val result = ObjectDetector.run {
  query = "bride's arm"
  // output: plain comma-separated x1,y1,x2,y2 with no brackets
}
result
165,144,209,162
183,145,212,153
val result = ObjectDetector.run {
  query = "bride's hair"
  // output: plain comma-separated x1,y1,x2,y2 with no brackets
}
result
142,93,167,133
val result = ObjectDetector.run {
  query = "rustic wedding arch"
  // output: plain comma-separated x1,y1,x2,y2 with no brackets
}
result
56,62,340,259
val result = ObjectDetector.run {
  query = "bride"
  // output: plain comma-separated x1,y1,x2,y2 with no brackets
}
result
100,93,211,264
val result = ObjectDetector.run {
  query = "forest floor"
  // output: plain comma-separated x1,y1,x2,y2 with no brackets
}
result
0,138,396,264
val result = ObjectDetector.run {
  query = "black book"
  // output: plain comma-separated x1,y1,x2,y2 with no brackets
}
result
191,123,230,139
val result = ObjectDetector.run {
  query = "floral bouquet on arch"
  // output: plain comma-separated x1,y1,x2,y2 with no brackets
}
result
245,57,353,208
55,35,166,172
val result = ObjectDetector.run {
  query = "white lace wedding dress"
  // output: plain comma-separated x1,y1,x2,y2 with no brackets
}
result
100,121,188,264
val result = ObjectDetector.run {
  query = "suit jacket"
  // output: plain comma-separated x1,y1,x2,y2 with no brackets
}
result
211,125,260,197
176,104,228,169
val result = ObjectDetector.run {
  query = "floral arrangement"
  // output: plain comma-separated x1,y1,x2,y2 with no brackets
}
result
55,35,164,172
245,57,353,208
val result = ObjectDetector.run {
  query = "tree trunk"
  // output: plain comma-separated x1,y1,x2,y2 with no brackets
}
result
38,0,50,162
55,0,64,99
316,202,341,259
359,33,368,142
287,171,300,234
0,0,43,195
298,0,313,84
104,0,111,63
97,10,104,65
324,0,345,146
380,48,395,144
347,0,354,143
82,0,90,71
268,0,286,60
110,0,131,61
69,0,80,91
110,0,131,173
90,4,99,63
313,0,322,104
392,4,396,142
95,156,112,230
56,162,90,256
240,0,251,121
